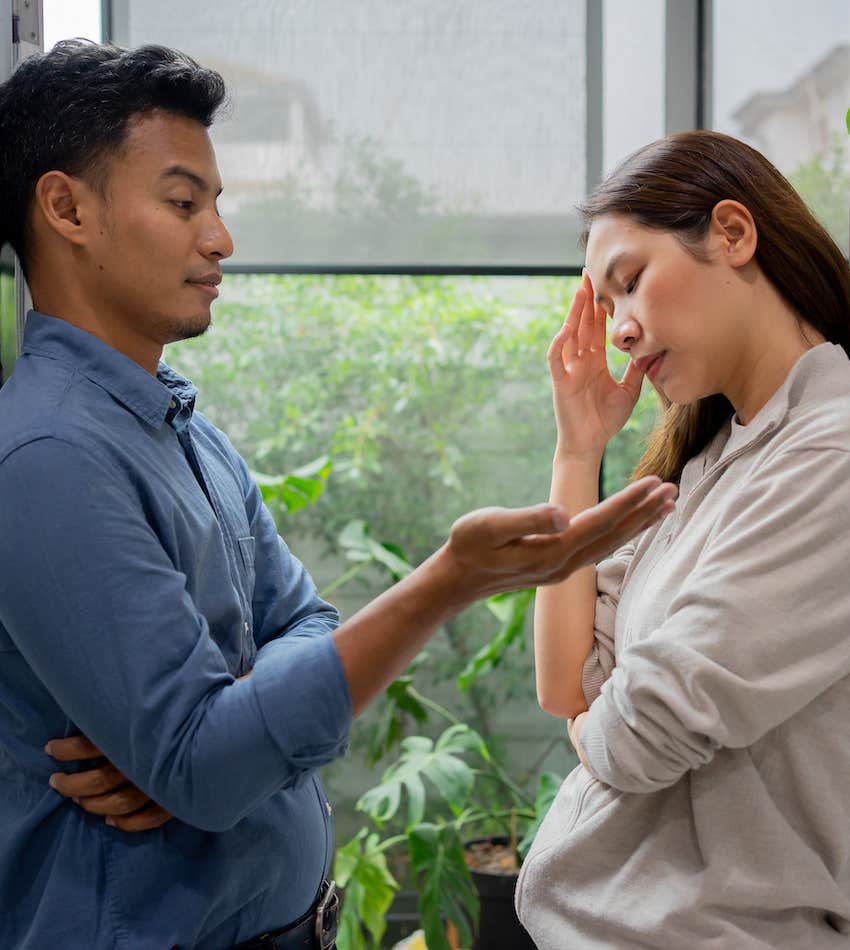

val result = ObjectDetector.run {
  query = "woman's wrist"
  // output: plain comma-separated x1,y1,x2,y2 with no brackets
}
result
553,444,604,469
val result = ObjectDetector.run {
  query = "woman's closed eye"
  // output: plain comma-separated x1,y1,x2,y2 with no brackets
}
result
625,272,641,294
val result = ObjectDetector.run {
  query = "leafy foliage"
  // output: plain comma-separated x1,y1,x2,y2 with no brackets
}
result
789,133,850,256
457,589,535,691
358,724,485,828
334,829,399,950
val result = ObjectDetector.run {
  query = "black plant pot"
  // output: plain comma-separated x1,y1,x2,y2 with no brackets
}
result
466,837,537,950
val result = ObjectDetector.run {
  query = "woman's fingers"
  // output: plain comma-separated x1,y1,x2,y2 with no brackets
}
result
576,282,595,355
619,357,645,402
591,296,607,354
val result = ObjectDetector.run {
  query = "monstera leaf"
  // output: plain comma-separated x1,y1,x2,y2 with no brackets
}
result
358,724,485,828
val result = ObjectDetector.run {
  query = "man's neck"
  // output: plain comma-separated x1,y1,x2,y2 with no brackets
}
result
30,287,163,376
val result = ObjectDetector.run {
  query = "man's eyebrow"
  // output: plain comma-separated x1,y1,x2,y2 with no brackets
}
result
160,165,223,197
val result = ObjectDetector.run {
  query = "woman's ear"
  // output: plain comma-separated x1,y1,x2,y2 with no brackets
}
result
709,199,757,268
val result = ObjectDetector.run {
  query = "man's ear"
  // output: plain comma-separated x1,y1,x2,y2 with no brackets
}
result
709,199,757,268
32,171,99,249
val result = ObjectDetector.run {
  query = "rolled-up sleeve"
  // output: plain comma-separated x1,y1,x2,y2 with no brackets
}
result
579,447,850,793
581,542,635,706
0,436,350,832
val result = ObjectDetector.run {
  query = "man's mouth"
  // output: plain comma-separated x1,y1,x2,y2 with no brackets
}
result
185,277,220,299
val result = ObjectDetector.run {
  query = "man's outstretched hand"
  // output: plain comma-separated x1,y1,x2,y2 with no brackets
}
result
337,475,676,715
441,475,676,602
46,734,171,832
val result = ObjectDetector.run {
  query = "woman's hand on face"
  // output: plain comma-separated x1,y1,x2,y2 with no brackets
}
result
548,272,645,459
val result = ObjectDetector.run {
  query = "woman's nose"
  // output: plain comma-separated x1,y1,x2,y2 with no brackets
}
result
610,313,641,352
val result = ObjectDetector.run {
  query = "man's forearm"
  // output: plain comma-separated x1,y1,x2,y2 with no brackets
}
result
333,544,461,716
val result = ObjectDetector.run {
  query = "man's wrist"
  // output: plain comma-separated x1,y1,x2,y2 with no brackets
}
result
420,542,479,617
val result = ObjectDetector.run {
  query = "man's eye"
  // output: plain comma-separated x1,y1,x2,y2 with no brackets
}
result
171,200,194,211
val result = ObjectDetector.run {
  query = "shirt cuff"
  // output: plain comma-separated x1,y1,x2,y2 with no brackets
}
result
251,631,352,772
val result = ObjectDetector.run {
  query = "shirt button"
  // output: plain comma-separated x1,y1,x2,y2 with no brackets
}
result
169,399,177,409
243,620,249,636
325,801,333,816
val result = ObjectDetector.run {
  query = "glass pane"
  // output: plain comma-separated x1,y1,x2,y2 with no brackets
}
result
712,1,850,252
42,0,101,49
111,0,588,269
602,0,664,176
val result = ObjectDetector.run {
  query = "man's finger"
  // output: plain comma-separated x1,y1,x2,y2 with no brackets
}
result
559,482,676,570
76,784,151,817
106,803,172,833
45,734,102,761
49,763,126,798
452,503,569,551
569,476,667,538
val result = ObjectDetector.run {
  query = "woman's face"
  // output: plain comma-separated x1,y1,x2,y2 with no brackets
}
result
585,213,744,406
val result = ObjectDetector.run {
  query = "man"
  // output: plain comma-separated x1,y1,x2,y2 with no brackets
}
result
0,41,674,949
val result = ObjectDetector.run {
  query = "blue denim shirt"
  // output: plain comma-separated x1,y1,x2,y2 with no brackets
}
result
0,312,352,949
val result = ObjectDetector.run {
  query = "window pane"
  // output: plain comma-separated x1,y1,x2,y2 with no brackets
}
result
712,2,850,251
111,0,588,269
602,0,664,176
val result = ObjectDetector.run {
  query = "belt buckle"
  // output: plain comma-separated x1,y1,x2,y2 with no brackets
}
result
314,879,338,950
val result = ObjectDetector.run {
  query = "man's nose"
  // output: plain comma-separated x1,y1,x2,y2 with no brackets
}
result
198,213,234,261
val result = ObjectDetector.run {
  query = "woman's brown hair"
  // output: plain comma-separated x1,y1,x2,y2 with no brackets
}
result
579,130,850,484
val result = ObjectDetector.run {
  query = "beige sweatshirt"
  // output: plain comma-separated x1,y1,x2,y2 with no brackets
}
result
517,343,850,949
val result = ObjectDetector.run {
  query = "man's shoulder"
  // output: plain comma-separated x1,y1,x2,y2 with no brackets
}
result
0,358,115,466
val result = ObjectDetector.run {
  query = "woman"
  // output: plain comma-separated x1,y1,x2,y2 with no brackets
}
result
516,130,850,948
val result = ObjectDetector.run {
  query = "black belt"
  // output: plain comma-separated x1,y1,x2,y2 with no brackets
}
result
232,880,338,950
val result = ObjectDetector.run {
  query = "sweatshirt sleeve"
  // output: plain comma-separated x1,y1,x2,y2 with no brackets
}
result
581,542,636,706
579,446,850,793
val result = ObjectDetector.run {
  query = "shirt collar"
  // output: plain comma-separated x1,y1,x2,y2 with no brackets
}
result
22,310,197,428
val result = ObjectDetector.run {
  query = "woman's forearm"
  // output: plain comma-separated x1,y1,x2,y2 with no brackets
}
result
533,451,601,718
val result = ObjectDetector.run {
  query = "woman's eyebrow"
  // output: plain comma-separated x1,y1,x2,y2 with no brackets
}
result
594,252,629,304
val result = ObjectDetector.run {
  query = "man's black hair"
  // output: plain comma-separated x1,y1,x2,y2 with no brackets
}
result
0,40,227,273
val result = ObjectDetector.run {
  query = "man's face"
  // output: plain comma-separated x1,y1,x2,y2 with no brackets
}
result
85,110,233,350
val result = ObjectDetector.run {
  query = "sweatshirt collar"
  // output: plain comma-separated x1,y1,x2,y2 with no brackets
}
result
725,342,848,451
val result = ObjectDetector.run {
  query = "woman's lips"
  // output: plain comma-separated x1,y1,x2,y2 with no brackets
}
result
646,352,665,381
